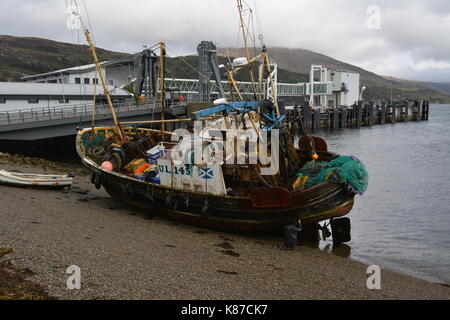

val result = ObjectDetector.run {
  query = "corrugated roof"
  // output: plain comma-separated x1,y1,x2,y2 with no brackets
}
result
21,53,140,80
21,62,107,80
0,82,131,97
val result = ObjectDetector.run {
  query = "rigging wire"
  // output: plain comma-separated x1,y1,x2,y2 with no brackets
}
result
81,0,96,46
252,0,265,47
165,46,209,81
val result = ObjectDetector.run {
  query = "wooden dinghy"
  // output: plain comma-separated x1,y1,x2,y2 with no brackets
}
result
0,170,74,188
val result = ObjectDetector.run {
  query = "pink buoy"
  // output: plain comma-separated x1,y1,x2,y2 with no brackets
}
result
101,161,113,171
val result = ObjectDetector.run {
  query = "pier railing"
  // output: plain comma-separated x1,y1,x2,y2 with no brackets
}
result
0,100,156,126
0,98,430,130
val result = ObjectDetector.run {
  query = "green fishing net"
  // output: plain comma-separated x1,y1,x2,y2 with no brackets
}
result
296,155,369,195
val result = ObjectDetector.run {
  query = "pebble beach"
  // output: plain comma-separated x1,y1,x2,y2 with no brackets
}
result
0,153,448,300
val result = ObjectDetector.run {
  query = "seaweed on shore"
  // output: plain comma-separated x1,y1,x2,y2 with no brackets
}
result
0,248,57,300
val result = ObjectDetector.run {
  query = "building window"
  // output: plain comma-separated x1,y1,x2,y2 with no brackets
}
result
58,98,70,104
84,78,90,84
75,78,81,84
0,98,6,104
28,98,39,104
93,78,98,85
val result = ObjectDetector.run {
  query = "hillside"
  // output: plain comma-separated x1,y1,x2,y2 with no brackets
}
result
0,35,129,81
0,35,307,85
385,77,450,96
1,35,449,103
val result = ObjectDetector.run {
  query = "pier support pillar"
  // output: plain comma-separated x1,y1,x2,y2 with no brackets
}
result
368,101,375,125
356,101,363,128
416,100,422,121
380,102,386,125
405,102,412,121
303,105,312,130
313,109,320,131
341,108,347,128
332,109,339,129
392,103,397,123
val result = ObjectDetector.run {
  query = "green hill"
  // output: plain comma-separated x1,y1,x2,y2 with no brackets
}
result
0,35,128,81
1,35,448,103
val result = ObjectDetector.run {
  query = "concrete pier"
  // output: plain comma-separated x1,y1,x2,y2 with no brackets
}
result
287,100,429,131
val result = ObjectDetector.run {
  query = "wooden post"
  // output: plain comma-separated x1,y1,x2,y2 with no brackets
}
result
303,105,312,130
392,103,397,123
380,102,386,125
341,108,347,128
356,101,363,128
404,102,410,122
416,100,422,121
333,109,339,129
368,101,375,125
313,108,320,131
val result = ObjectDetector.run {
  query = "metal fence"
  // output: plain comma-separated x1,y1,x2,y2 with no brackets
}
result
0,100,156,126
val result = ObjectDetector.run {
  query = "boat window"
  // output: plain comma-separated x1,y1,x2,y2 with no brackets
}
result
0,98,5,104
58,98,70,104
84,78,90,84
75,78,81,84
28,98,39,104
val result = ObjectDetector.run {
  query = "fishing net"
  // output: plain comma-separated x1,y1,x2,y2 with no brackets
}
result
296,155,369,195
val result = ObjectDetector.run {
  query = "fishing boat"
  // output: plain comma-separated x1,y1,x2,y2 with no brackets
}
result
74,1,368,236
0,170,74,188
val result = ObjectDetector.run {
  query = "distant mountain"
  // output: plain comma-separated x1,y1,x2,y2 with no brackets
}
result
385,77,450,96
0,35,308,85
0,35,128,81
1,35,449,103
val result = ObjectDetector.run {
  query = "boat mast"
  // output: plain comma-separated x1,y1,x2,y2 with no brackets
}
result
73,2,124,141
158,42,166,133
237,0,259,100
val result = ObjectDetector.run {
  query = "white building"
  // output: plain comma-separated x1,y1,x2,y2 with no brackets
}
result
308,65,361,107
21,55,140,88
328,70,360,107
0,82,131,112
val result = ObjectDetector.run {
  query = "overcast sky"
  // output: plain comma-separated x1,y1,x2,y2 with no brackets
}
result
1,0,449,82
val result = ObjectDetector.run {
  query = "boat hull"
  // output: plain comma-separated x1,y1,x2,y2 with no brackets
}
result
95,165,354,232
0,170,73,189
76,127,356,232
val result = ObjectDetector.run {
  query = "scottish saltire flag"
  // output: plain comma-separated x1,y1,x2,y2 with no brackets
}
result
198,168,214,179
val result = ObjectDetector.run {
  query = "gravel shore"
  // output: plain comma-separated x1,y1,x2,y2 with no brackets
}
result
0,153,448,300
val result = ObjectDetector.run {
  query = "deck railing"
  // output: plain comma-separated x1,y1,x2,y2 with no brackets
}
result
0,100,156,126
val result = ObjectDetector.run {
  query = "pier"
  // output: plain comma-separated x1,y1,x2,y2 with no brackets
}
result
286,100,430,131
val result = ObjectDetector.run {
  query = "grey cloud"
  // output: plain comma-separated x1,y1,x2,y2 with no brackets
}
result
0,0,449,82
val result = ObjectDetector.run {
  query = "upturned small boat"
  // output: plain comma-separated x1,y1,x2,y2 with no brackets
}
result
0,170,74,188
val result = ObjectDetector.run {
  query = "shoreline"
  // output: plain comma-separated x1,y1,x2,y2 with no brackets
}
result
0,153,448,299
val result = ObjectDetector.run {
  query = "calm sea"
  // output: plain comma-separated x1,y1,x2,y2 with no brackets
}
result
315,104,450,284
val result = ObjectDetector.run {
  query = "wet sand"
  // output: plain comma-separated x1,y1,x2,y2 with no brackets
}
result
0,153,448,300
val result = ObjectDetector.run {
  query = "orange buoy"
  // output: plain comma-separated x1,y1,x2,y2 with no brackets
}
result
101,161,114,171
312,153,319,161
